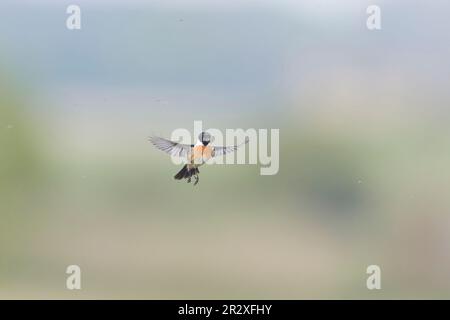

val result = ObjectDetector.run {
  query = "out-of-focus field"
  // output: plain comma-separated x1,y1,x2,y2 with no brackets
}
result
1,0,450,299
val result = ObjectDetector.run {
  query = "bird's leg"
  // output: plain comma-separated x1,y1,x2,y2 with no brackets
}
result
193,174,199,186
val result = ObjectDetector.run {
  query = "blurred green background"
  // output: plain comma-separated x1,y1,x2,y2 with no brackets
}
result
1,0,450,299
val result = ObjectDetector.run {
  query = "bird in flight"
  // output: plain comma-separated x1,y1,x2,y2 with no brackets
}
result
150,132,249,185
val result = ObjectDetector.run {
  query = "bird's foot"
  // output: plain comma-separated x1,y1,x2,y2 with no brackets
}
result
187,177,191,183
193,175,199,186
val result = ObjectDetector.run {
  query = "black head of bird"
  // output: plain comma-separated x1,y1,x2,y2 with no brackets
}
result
199,132,211,146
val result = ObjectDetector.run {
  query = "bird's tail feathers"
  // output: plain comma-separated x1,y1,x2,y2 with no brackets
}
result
174,165,199,180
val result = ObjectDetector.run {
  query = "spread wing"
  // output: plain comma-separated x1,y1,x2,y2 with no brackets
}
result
149,136,192,157
212,137,249,157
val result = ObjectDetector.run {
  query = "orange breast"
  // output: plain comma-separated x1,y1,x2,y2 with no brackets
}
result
191,145,212,164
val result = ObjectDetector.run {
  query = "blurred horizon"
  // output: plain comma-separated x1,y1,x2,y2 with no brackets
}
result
1,0,450,299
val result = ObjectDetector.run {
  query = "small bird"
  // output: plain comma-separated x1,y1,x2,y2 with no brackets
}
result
150,132,248,185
